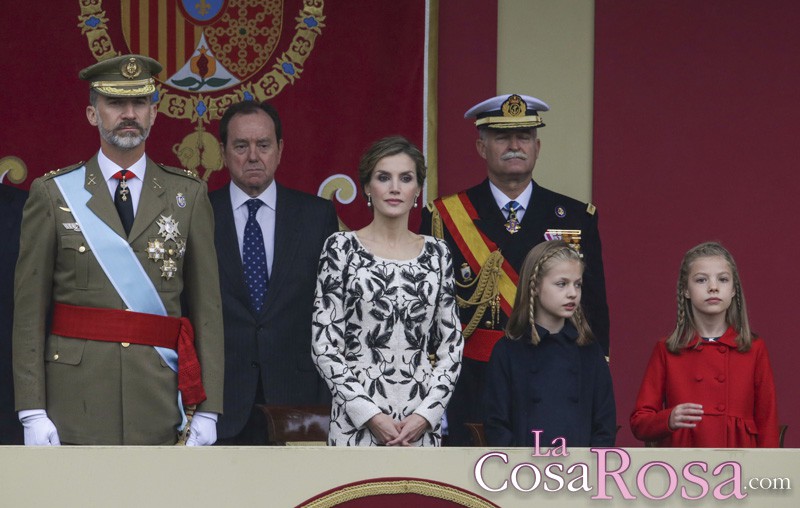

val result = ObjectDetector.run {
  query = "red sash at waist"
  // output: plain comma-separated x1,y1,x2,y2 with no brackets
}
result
463,327,505,362
51,303,206,406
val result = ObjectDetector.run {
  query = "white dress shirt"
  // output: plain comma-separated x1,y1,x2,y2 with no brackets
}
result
98,149,146,215
489,180,533,221
229,181,276,277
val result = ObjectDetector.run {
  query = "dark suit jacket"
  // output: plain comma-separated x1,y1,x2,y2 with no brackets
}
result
210,182,338,439
0,184,26,444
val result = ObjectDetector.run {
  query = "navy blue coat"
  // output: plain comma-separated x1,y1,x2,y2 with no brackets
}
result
483,323,616,447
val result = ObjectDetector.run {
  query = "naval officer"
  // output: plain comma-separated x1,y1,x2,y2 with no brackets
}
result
421,93,609,445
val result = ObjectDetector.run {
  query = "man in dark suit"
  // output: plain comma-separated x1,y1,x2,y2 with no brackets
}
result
210,101,338,445
420,93,609,445
0,182,26,444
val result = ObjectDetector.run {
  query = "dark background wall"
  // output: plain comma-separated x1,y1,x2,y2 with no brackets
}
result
594,0,799,447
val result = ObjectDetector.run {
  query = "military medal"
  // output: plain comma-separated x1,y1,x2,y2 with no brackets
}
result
460,262,474,283
118,175,130,202
173,239,186,259
545,229,583,256
504,200,522,234
157,215,180,242
160,258,178,280
176,192,186,208
504,208,521,234
146,239,166,260
148,216,185,277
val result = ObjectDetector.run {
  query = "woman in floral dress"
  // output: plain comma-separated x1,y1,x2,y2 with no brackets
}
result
312,136,463,446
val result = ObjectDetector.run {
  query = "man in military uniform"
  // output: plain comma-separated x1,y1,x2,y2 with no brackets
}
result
420,93,609,445
12,55,223,445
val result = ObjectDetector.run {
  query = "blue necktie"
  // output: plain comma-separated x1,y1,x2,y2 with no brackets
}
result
243,199,269,312
504,200,522,234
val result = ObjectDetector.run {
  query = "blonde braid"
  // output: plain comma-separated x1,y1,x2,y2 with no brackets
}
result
526,248,563,345
572,306,594,346
528,280,540,345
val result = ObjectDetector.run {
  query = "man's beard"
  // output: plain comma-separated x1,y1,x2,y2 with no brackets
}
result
98,117,150,150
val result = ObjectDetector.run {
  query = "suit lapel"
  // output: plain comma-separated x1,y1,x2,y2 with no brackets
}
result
261,184,298,314
83,156,127,238
128,159,166,242
470,179,511,244
213,187,251,309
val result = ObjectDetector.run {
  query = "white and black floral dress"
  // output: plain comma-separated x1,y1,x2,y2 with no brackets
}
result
312,231,463,446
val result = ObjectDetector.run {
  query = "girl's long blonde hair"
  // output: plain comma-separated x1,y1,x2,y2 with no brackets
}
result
506,240,594,346
666,242,753,353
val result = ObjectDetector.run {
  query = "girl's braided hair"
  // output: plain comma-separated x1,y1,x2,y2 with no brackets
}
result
506,240,594,346
666,242,752,353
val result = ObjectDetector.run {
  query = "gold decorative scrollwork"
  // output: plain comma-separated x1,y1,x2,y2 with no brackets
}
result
0,156,28,184
318,174,356,204
172,126,224,181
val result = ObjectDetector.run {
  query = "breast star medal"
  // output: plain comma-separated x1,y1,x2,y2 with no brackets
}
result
150,215,185,278
157,215,180,242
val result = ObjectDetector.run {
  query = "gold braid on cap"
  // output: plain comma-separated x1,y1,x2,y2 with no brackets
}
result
92,78,155,96
474,115,543,128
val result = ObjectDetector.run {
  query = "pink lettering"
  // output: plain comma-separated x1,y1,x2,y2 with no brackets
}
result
591,447,636,500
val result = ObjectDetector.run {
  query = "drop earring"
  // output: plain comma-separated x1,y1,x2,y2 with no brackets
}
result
367,194,372,207
413,194,419,208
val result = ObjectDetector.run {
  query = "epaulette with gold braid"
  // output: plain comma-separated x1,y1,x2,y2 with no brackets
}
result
43,162,84,179
158,163,200,180
429,202,444,240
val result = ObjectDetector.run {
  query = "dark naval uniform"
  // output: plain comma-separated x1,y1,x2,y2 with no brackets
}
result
420,178,609,445
12,156,224,445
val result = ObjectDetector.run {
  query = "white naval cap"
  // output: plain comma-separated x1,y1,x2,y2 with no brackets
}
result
464,93,550,129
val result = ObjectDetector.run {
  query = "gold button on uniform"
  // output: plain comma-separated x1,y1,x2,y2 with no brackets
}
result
79,245,86,253
53,354,59,360
121,342,130,348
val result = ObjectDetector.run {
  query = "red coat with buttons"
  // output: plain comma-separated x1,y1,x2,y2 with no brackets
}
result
630,327,779,447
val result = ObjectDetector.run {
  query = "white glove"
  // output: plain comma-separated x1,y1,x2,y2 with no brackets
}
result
185,411,218,446
19,409,61,446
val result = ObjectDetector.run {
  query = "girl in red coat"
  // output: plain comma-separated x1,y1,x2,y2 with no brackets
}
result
630,242,779,447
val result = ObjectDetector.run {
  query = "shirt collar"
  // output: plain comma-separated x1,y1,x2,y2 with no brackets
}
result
97,149,146,181
689,326,739,349
229,180,277,212
489,179,533,211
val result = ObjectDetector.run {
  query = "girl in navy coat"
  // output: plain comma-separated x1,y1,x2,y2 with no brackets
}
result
483,240,616,447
